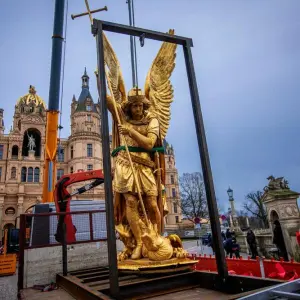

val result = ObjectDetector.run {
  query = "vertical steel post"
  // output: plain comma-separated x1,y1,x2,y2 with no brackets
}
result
17,214,26,292
62,222,68,276
183,42,228,280
89,212,94,241
93,20,120,299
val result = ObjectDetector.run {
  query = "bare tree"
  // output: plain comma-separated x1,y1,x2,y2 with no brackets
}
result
177,172,208,222
243,191,268,228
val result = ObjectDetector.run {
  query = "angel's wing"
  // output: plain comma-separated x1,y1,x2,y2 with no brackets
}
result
144,29,177,140
103,33,127,104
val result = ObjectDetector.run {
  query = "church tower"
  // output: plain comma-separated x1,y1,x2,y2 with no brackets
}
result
68,68,102,176
164,140,182,230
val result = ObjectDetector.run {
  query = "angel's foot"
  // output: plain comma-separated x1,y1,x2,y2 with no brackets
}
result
131,244,142,260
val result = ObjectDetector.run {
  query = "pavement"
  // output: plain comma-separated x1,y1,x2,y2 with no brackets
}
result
0,270,18,300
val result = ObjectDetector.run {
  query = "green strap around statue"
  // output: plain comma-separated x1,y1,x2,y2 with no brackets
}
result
111,146,165,157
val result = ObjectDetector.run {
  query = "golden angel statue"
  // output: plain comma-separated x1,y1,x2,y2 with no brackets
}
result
103,30,188,263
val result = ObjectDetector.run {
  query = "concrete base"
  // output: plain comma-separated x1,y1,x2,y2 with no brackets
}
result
24,242,108,288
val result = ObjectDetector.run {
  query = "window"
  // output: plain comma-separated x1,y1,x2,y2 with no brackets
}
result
0,167,2,181
87,144,92,157
168,156,171,162
0,145,3,159
34,167,40,182
87,127,91,131
57,169,64,180
27,167,33,182
57,147,64,162
21,167,27,182
170,175,174,184
175,216,179,223
5,207,15,216
172,188,176,198
70,145,74,159
87,115,91,122
86,105,91,111
12,145,19,158
87,164,93,171
70,166,73,174
173,203,178,213
11,167,16,179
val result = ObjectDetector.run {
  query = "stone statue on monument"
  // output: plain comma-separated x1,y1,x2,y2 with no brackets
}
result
27,131,36,152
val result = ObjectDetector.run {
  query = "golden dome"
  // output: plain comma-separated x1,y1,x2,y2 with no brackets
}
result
17,85,46,108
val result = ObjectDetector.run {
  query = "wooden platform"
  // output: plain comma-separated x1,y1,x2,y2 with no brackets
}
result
56,266,281,300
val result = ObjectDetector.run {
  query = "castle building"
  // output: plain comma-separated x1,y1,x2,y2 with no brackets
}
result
0,69,181,236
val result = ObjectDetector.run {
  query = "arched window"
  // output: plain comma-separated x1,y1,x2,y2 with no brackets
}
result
11,167,16,179
27,167,33,182
12,145,19,158
34,167,40,182
21,167,27,182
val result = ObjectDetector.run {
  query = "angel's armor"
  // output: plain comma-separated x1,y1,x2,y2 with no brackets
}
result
113,108,159,196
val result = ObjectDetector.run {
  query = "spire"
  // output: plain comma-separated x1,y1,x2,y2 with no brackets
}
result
75,69,96,113
0,108,4,134
82,67,89,88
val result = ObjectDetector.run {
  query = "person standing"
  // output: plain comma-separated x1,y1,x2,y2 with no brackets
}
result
246,229,259,259
273,220,289,261
226,228,232,239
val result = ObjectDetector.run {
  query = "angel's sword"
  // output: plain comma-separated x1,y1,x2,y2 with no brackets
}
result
78,0,151,228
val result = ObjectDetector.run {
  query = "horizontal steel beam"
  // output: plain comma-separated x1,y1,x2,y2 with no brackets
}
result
92,20,193,46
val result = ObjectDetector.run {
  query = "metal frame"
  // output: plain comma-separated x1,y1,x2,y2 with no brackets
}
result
92,19,228,299
17,210,107,292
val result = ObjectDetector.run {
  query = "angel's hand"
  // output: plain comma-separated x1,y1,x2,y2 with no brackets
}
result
118,125,131,136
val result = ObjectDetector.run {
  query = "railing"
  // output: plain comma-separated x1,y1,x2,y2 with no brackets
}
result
18,210,107,291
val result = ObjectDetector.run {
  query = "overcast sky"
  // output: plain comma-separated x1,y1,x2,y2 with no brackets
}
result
1,0,300,211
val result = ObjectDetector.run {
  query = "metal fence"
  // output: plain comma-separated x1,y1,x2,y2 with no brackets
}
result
18,210,107,291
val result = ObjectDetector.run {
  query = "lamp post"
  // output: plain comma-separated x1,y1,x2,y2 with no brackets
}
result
227,187,238,228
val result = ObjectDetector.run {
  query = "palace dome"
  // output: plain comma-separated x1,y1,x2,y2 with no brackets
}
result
17,85,46,108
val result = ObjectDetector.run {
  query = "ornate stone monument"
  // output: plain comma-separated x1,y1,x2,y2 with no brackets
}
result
262,176,300,259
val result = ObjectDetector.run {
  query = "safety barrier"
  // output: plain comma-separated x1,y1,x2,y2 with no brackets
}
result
263,258,300,281
189,253,300,281
189,254,261,277
189,254,217,272
226,256,261,277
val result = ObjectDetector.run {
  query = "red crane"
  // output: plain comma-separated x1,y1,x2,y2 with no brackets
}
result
54,169,104,243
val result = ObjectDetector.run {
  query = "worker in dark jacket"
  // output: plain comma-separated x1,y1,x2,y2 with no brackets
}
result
273,220,288,261
247,229,259,259
226,228,232,239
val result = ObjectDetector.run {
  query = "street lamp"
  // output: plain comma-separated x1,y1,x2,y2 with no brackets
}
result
227,187,233,201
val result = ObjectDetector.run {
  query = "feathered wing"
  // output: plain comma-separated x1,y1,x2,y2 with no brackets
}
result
102,33,127,224
103,33,127,104
144,29,177,140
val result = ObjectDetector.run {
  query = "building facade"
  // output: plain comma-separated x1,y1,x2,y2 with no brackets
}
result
0,70,181,235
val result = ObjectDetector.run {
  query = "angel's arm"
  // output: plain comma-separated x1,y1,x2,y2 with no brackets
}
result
119,118,159,150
